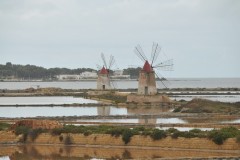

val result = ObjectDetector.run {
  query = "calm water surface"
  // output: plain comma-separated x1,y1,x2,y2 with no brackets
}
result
0,96,97,105
0,106,127,118
171,95,240,102
1,78,240,89
76,118,186,124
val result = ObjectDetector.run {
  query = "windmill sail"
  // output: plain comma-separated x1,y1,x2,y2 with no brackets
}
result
97,53,116,90
134,45,148,62
134,42,173,92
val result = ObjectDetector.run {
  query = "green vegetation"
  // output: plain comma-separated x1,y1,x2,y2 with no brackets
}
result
64,134,73,145
28,128,45,141
122,129,133,144
208,127,240,145
0,62,95,80
0,122,10,131
15,126,45,142
179,99,240,114
12,125,240,145
150,129,166,140
123,67,141,79
15,126,30,142
0,62,141,80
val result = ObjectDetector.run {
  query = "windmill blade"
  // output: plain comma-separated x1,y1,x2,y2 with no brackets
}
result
134,44,148,62
101,53,108,69
109,76,117,89
154,72,170,89
153,59,173,71
151,42,161,66
108,55,115,70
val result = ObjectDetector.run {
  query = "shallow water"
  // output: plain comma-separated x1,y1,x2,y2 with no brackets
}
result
171,95,240,102
0,98,172,118
0,106,127,118
0,96,98,105
75,118,187,124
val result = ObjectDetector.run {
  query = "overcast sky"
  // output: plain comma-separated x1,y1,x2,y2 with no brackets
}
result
0,0,239,78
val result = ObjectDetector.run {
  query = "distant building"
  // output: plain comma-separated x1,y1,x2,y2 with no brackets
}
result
113,70,123,76
80,71,97,79
56,75,80,80
112,69,130,79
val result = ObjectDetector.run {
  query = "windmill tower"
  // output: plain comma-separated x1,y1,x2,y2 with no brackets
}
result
134,42,173,95
97,53,115,90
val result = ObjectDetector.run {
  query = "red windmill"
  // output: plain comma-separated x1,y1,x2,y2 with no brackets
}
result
97,53,115,90
134,42,173,95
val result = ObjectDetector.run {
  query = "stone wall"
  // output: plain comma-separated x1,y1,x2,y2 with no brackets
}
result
32,133,240,150
127,94,171,103
0,132,240,151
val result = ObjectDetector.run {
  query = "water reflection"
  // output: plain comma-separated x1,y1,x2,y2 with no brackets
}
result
0,106,172,118
0,96,98,105
171,95,240,103
128,106,172,125
0,145,239,160
0,106,127,118
76,118,186,125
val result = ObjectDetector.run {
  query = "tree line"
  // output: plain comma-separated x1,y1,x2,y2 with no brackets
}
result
0,62,141,80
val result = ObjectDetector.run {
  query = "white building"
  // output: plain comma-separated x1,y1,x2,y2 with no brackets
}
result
57,75,80,80
112,69,130,79
113,70,123,76
80,71,97,79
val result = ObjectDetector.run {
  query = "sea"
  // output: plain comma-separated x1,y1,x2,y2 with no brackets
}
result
0,78,240,90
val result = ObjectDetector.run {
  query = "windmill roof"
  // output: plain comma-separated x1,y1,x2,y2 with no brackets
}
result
142,61,152,72
99,66,108,74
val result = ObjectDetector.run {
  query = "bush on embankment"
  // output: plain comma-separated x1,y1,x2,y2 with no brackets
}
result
208,127,240,145
180,98,240,114
0,122,10,131
14,126,45,142
12,125,240,145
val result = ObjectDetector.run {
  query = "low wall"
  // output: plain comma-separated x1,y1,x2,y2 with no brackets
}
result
0,131,240,150
34,133,240,150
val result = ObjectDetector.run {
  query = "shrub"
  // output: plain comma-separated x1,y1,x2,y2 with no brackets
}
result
171,130,181,139
150,129,166,140
59,135,63,142
15,126,30,136
207,127,240,145
107,127,125,137
173,107,182,112
167,128,178,134
142,130,151,136
211,133,226,145
0,122,10,131
122,129,133,144
28,128,44,141
64,134,73,145
189,129,202,133
83,130,92,136
15,126,30,142
51,128,63,135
